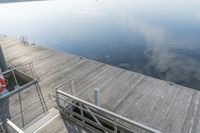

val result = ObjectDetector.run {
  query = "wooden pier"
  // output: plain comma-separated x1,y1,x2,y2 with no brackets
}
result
0,35,200,133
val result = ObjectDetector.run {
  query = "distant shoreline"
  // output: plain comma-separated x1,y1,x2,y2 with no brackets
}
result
0,0,45,4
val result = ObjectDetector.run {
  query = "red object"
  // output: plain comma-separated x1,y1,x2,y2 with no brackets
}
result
0,78,6,93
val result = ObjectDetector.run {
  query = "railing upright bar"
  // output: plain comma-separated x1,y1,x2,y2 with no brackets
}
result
11,69,19,87
18,92,25,128
30,63,48,112
56,91,61,110
29,63,35,79
80,103,84,123
35,82,47,112
114,119,117,133
0,122,5,133
85,106,103,128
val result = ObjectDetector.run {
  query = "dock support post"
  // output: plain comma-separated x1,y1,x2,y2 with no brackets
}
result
70,80,75,96
95,88,100,106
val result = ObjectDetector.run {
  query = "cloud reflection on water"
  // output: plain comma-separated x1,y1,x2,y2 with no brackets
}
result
135,22,200,89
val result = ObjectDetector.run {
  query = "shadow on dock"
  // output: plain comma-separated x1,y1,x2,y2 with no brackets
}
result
0,97,10,122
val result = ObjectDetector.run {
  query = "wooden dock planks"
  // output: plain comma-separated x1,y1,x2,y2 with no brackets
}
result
0,35,200,133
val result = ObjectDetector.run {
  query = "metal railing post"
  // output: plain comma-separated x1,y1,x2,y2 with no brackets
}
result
70,80,75,96
56,91,60,108
114,119,117,133
18,92,25,128
80,103,85,123
94,88,100,106
30,63,48,112
30,63,36,79
11,69,19,87
11,69,25,128
35,82,48,112
0,121,6,133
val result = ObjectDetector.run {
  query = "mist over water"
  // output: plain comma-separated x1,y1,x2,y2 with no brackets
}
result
0,0,200,90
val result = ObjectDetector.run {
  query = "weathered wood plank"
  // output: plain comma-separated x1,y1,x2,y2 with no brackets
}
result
0,35,200,133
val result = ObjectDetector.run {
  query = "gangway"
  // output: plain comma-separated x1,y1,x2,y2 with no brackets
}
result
49,89,162,133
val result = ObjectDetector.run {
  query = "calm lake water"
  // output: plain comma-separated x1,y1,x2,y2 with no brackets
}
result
0,0,200,90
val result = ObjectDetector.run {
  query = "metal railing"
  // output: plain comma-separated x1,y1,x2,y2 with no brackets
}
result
0,62,48,128
0,62,36,102
0,62,38,99
50,89,162,133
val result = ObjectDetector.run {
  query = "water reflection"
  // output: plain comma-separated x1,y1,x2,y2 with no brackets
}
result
0,0,200,90
139,23,200,89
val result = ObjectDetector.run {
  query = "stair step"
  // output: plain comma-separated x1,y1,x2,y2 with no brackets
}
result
23,108,59,133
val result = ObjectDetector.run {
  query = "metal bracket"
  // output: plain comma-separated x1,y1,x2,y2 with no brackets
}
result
0,121,5,133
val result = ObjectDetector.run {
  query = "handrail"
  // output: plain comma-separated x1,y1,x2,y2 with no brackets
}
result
0,62,33,75
56,90,162,133
0,62,36,100
0,80,37,100
0,62,48,129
